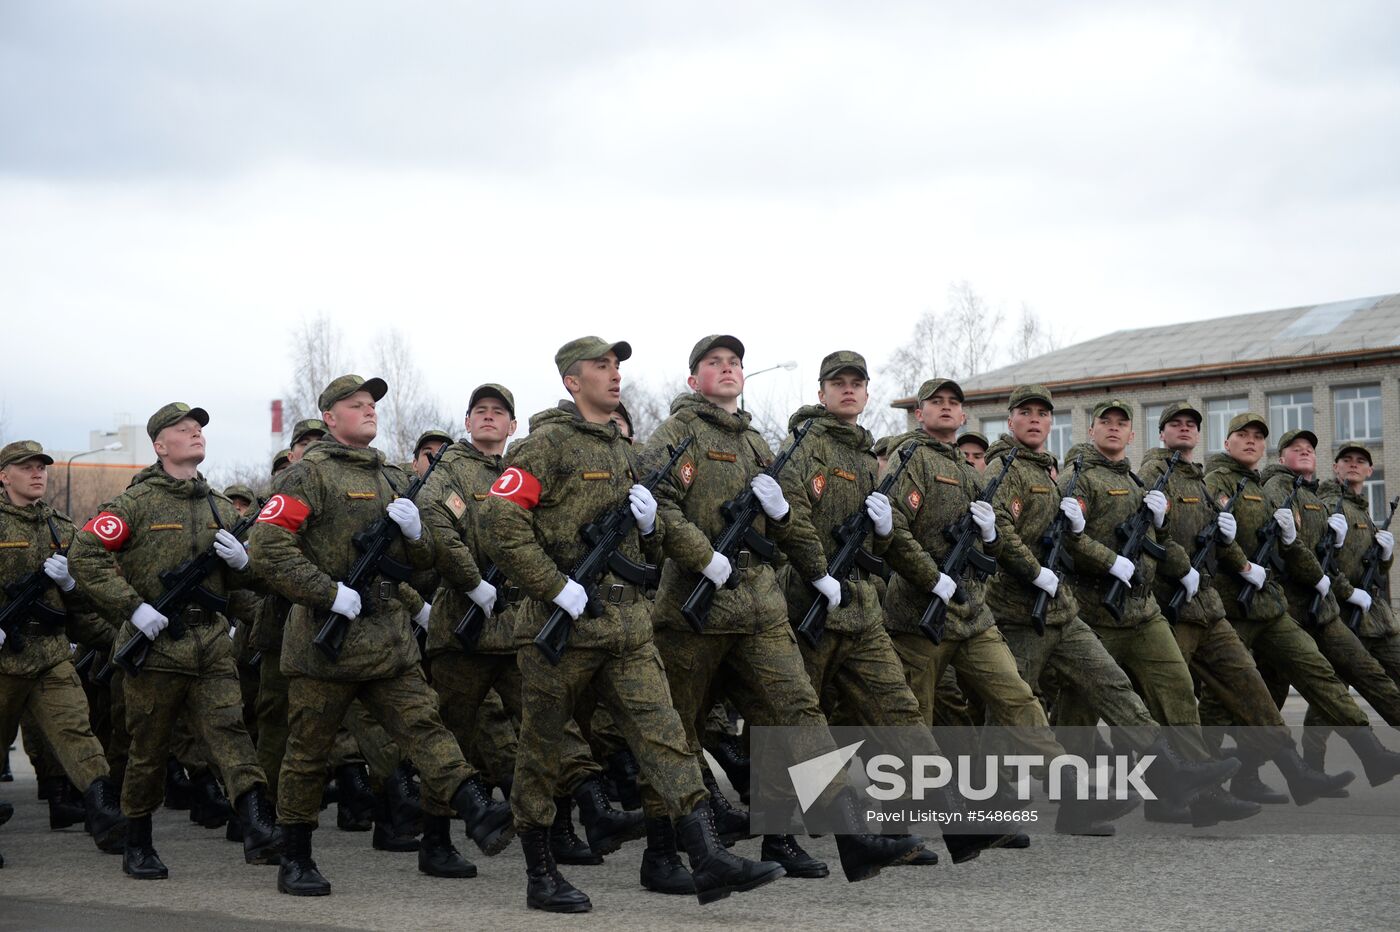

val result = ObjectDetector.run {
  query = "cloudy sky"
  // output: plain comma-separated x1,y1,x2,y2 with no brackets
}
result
2,1,1397,467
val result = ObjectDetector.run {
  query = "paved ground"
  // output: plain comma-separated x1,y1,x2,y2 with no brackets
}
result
4,696,1400,930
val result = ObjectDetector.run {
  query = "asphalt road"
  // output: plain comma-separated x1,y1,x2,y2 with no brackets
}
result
4,696,1399,931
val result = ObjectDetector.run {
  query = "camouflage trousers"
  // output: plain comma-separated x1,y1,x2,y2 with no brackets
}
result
278,668,471,825
0,662,109,790
122,662,265,818
514,641,705,830
473,688,520,788
1171,616,1293,757
1277,618,1400,724
1301,632,1400,756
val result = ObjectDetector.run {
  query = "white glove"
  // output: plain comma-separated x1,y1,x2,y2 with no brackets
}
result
1327,512,1348,548
628,484,658,535
467,580,497,618
1180,567,1201,601
1059,497,1085,534
1216,512,1237,544
702,551,733,587
43,554,76,592
1108,555,1135,584
386,498,423,541
865,492,893,537
811,574,842,610
552,578,589,620
1144,490,1168,528
1378,530,1394,561
1031,567,1059,598
750,474,789,520
1314,575,1331,598
332,582,362,620
1238,562,1266,590
931,572,957,604
969,500,997,543
1346,588,1373,612
131,603,169,640
0,627,6,647
413,602,431,630
1274,508,1297,545
213,529,249,571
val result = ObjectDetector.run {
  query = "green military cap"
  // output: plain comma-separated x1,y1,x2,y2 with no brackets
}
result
1157,402,1203,431
613,400,635,435
0,440,54,469
1226,412,1269,437
224,484,257,505
290,418,327,446
1277,428,1319,453
818,350,869,382
555,336,633,376
272,449,292,473
872,435,896,458
1090,398,1134,421
147,402,209,441
318,374,388,413
956,430,989,450
414,429,453,456
468,383,516,418
688,334,746,372
917,377,965,403
1335,442,1374,464
1007,384,1054,411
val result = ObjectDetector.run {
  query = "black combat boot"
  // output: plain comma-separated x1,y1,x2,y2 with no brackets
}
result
83,776,127,853
1053,767,1141,835
700,769,752,846
1276,746,1352,804
46,777,86,829
709,735,752,805
163,758,193,810
452,775,515,855
0,748,11,782
0,798,10,867
277,823,331,896
1142,798,1193,824
236,785,281,864
1189,787,1261,827
676,802,785,904
1142,738,1239,806
760,834,829,877
550,796,602,865
572,777,645,855
122,814,168,880
335,763,374,831
188,769,234,829
419,814,478,878
822,787,925,879
606,749,643,811
1229,758,1289,805
894,835,941,865
372,791,420,852
389,763,424,834
521,827,592,913
640,816,694,895
1343,729,1400,787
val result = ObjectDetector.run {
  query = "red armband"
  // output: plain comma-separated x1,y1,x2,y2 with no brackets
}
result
257,494,311,532
489,467,542,509
82,512,130,551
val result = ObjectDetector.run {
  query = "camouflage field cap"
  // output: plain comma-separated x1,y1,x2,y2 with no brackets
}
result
555,336,633,376
956,430,990,450
1335,442,1374,464
290,418,327,446
613,401,635,436
1277,428,1319,453
1226,412,1269,438
917,378,965,403
872,435,897,458
1157,403,1203,431
224,484,257,505
818,350,869,381
147,402,209,441
468,383,516,418
414,429,454,456
0,440,54,468
688,334,746,372
1007,384,1054,411
1090,398,1134,421
318,375,387,412
272,449,293,473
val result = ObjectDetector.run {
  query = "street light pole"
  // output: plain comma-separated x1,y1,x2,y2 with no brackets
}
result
740,361,798,411
65,442,122,517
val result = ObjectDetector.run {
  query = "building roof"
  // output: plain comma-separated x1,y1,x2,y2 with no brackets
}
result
896,292,1400,407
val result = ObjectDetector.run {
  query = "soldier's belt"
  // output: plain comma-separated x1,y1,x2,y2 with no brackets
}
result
17,619,65,638
844,566,873,583
175,605,220,627
734,549,769,570
502,586,525,604
597,583,641,605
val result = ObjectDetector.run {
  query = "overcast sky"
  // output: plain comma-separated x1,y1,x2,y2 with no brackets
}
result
3,1,1397,468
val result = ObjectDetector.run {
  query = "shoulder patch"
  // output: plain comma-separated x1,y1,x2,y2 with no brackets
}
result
1011,497,1022,519
811,474,826,499
257,494,311,533
907,489,922,513
1076,496,1088,517
679,461,696,487
490,467,542,509
446,492,468,519
1218,493,1231,509
83,512,131,550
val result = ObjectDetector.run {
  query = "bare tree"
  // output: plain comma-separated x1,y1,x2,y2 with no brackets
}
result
945,280,1004,378
373,328,454,463
205,460,277,502
622,375,690,445
283,314,351,426
1009,302,1062,363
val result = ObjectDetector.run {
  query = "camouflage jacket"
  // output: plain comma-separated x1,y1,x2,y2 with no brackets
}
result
1138,447,1249,628
247,439,434,681
1059,443,1190,629
0,492,103,676
419,438,519,655
479,401,665,652
882,433,1001,641
649,394,793,635
1203,453,1309,622
984,436,1088,629
774,405,890,635
1262,464,1347,627
1319,479,1398,637
68,463,259,675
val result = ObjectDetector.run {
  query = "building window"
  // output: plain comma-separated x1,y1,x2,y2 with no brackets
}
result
1268,390,1314,435
1047,413,1072,458
1206,396,1249,452
981,417,1008,441
1364,470,1389,523
1335,385,1382,443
